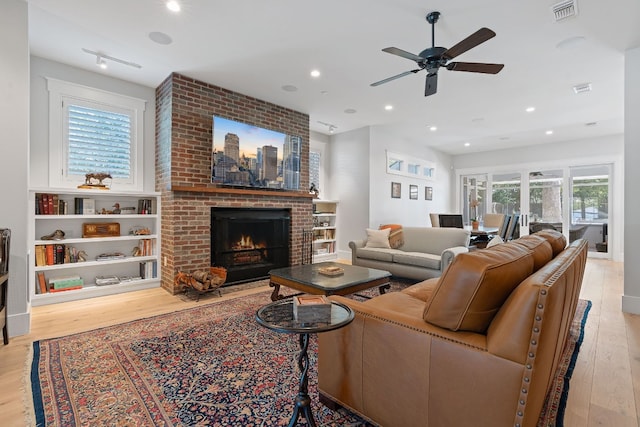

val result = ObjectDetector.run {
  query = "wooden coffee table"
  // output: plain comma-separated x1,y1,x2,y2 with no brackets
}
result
268,262,391,301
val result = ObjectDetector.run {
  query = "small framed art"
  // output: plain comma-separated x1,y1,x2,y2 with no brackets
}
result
425,186,433,201
410,185,418,200
391,182,401,198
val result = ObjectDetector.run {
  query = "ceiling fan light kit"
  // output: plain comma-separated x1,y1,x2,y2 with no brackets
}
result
371,11,504,97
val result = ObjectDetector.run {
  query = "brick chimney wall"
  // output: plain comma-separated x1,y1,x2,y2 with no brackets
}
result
156,73,312,294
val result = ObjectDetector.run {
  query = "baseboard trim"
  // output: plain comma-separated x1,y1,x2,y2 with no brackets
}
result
622,294,640,314
7,310,31,337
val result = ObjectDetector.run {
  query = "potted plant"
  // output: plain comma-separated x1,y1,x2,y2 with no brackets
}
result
470,199,480,230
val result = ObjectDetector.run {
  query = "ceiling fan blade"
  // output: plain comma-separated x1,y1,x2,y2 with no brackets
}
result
442,27,496,60
425,72,438,97
446,62,504,74
382,47,425,63
371,69,421,87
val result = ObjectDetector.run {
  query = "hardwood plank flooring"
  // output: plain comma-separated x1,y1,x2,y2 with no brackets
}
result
0,259,638,426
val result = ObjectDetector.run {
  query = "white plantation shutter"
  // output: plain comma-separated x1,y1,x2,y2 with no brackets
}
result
67,104,132,178
47,78,146,190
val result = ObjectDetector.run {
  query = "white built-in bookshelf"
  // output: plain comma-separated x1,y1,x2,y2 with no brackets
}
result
312,200,338,263
28,188,160,306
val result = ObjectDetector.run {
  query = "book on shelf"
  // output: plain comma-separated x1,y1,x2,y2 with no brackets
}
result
35,245,46,266
37,272,47,294
139,261,157,279
49,286,83,293
48,275,83,290
74,198,96,215
138,199,153,215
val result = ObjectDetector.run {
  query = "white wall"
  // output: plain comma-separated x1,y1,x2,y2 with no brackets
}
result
0,0,30,336
623,46,640,314
30,56,157,192
326,127,371,259
369,126,453,227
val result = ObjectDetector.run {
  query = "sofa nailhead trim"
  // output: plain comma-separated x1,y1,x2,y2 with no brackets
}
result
515,284,550,427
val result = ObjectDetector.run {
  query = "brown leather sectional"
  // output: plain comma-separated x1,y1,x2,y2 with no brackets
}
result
318,230,587,427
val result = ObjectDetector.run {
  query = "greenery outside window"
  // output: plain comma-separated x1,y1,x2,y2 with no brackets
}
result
47,78,146,190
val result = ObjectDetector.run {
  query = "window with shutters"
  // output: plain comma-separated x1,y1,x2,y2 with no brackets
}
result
47,78,146,190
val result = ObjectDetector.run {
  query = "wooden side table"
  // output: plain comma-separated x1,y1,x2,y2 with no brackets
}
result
0,272,8,345
256,299,354,427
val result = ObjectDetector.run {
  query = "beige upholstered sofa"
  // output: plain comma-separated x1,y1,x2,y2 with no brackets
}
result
349,227,471,280
319,230,587,427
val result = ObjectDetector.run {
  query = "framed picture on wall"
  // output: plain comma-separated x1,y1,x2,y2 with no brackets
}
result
391,182,401,198
410,185,418,200
425,186,433,201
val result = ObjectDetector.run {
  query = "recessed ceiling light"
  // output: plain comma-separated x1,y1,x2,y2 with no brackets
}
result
344,108,357,114
585,121,597,126
166,0,181,12
471,117,484,123
149,31,173,45
384,105,393,111
429,126,437,131
281,85,298,92
310,70,321,78
546,130,554,135
166,1,181,12
526,107,535,113
320,90,328,95
464,142,471,147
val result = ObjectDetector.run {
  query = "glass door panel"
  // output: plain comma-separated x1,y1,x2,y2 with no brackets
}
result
491,172,522,239
570,165,611,254
528,169,564,237
461,174,487,225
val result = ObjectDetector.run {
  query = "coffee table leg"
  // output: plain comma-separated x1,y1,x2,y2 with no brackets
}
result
287,333,316,427
379,283,391,294
269,281,282,301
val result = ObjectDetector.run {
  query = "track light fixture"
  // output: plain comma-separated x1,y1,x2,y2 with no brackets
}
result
317,121,338,134
82,48,142,69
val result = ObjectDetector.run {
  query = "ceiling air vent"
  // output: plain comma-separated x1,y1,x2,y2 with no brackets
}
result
552,0,578,22
573,83,592,94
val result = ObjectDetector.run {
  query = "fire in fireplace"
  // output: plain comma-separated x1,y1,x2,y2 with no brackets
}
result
211,208,290,284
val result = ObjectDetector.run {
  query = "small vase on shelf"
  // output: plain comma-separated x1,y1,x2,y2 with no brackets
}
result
471,220,479,230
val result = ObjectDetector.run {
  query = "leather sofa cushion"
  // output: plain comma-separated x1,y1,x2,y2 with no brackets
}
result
532,229,566,257
509,235,553,271
393,252,441,270
402,278,439,302
356,247,395,262
423,243,534,333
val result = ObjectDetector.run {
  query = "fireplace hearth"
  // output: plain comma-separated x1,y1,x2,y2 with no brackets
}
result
211,208,290,284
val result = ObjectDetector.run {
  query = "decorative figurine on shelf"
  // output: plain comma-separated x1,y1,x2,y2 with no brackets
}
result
77,172,112,190
309,183,320,198
41,229,65,240
77,250,88,262
112,203,121,214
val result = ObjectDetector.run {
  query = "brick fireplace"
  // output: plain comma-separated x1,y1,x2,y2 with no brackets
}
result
156,73,313,294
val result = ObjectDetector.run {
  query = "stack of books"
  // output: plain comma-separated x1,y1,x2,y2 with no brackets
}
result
48,275,83,292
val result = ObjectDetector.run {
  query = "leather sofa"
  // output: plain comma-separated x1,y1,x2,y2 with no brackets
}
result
349,227,471,281
319,230,587,427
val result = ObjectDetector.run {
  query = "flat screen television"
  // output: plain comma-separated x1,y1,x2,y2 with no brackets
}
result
211,116,301,190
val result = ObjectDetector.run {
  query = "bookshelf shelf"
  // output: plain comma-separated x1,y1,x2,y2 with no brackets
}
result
29,189,161,306
312,200,338,263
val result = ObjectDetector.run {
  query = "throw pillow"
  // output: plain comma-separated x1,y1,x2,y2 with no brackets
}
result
486,235,504,248
379,224,404,249
365,228,391,248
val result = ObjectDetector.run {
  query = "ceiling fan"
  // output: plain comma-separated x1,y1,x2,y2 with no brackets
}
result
371,11,504,96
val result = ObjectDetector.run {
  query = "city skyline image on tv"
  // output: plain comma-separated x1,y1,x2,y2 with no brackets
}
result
211,116,301,190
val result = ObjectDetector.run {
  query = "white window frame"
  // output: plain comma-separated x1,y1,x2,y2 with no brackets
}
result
47,78,146,190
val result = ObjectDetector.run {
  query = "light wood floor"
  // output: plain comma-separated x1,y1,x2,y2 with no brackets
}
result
0,259,638,426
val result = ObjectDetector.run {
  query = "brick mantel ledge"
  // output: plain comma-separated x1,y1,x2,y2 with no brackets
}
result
171,185,316,199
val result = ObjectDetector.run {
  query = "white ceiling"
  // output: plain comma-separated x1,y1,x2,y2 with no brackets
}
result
26,0,640,155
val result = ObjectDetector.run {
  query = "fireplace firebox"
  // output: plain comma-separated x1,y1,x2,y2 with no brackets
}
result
211,208,290,284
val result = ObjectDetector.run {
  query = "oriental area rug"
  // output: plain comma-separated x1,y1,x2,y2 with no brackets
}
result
28,284,591,427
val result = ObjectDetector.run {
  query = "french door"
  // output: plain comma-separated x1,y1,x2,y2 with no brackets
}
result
462,164,612,256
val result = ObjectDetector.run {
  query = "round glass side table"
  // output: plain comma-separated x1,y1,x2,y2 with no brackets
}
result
256,299,354,427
